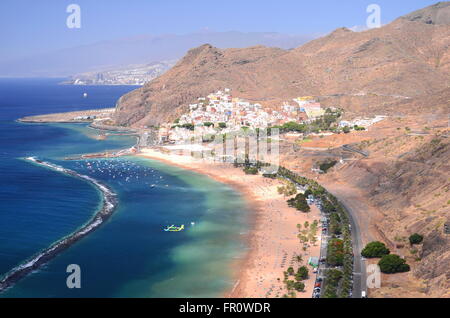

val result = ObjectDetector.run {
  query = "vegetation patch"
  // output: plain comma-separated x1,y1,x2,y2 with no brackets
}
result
287,193,311,213
319,160,338,173
378,254,410,274
409,233,424,245
361,241,390,258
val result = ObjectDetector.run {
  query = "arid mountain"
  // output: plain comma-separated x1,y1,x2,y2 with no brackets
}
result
330,132,450,298
401,1,450,25
113,3,450,128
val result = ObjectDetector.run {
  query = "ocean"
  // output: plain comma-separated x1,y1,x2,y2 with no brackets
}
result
0,78,249,297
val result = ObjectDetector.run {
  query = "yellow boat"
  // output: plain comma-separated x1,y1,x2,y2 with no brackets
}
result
163,224,185,232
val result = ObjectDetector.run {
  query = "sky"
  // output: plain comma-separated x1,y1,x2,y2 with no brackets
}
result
0,0,440,61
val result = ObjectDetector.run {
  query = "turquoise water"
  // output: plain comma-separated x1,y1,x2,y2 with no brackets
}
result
0,79,249,297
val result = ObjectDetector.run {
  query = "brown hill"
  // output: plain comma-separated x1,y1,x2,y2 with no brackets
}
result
113,3,450,128
329,133,450,298
400,1,450,25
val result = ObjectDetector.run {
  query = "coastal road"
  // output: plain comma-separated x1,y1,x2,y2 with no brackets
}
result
345,200,367,298
317,197,366,298
322,184,368,298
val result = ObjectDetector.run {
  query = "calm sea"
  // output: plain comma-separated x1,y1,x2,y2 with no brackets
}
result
0,78,249,297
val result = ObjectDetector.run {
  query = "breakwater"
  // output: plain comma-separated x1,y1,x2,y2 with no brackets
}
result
0,157,118,293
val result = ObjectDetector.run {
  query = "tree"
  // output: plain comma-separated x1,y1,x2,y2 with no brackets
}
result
361,241,390,258
180,123,195,131
243,166,258,175
218,122,227,129
327,239,345,266
296,266,309,281
287,267,295,275
378,254,410,274
409,233,424,245
286,280,295,291
304,188,313,198
319,160,338,173
343,126,350,134
287,194,310,212
293,281,305,292
278,181,297,197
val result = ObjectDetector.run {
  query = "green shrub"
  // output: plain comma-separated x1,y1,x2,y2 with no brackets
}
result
409,233,424,245
243,166,258,175
287,193,311,212
319,160,338,173
295,266,309,281
327,239,345,266
287,267,295,275
378,254,410,274
293,281,305,292
304,188,313,197
361,241,390,258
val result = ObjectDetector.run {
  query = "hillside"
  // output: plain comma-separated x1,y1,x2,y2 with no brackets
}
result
330,133,450,298
400,1,450,25
113,3,450,127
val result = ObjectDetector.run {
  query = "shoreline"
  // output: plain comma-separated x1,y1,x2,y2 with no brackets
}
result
136,151,262,298
0,157,118,294
137,148,323,298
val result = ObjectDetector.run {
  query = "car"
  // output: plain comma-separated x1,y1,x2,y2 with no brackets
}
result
313,293,320,298
313,267,318,274
314,287,321,293
317,277,323,282
314,282,322,288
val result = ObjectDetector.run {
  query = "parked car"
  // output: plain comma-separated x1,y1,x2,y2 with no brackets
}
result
314,282,322,288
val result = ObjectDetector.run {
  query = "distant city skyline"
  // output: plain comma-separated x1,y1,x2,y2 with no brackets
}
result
0,0,440,62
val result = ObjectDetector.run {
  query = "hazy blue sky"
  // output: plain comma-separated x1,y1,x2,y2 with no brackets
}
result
0,0,439,61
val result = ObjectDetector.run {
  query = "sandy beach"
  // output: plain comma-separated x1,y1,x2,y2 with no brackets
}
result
137,147,322,298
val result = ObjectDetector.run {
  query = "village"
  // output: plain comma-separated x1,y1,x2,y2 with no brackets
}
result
157,88,387,143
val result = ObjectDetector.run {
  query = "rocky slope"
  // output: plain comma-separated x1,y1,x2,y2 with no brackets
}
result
113,2,450,127
401,1,450,25
355,134,449,297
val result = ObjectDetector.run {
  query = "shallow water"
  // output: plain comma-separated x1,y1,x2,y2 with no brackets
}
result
0,79,249,297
